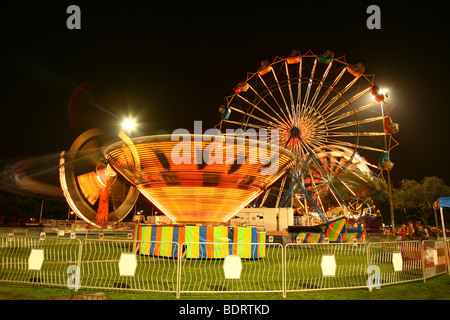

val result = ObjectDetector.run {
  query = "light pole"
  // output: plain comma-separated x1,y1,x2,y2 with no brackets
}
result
378,91,396,233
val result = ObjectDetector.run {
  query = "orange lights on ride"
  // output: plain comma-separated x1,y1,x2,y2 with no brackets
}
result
76,164,116,205
233,82,249,94
96,164,117,186
257,60,272,75
347,63,365,77
104,134,295,224
383,116,399,134
286,50,301,64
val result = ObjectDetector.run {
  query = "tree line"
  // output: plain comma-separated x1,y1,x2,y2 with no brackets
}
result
392,176,450,229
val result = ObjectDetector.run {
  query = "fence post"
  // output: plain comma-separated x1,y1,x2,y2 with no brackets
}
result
446,239,450,276
366,243,371,291
443,239,450,275
421,240,426,283
74,238,83,292
176,242,182,298
282,243,286,298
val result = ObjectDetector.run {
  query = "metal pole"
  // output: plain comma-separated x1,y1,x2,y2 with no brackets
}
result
74,238,83,292
440,207,447,242
387,169,395,234
380,101,396,233
39,200,44,224
440,207,449,275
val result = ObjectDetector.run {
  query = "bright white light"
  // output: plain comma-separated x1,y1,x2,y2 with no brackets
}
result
380,88,389,98
121,119,136,130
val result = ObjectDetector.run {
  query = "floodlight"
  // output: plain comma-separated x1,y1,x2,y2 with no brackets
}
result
121,119,136,130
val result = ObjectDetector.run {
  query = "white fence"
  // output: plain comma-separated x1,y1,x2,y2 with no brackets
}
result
0,236,449,297
80,240,179,293
285,242,369,293
179,242,284,295
0,236,81,288
367,241,424,288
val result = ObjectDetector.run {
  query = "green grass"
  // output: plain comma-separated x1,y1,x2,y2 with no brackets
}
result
0,275,449,300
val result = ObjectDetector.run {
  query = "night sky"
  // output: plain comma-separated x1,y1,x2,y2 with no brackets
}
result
1,1,449,189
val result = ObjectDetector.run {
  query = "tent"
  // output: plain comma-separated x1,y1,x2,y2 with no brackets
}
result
434,197,449,275
434,197,450,241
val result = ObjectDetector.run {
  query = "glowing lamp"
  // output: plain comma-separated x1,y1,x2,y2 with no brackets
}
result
371,85,388,102
121,119,136,130
104,134,295,224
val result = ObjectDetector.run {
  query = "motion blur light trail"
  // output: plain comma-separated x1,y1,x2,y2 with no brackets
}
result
1,153,64,198
104,134,295,224
0,144,115,200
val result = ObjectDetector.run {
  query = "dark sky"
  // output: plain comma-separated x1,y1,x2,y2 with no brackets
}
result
1,1,449,187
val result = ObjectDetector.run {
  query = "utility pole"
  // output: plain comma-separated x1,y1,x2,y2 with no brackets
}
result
387,169,395,233
380,100,396,233
39,200,44,224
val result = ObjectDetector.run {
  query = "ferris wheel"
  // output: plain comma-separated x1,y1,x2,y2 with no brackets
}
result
216,49,399,220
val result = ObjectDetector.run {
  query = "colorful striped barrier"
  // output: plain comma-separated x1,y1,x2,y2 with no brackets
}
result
133,225,265,259
326,217,347,242
296,232,325,243
134,224,184,257
231,227,266,259
344,229,366,243
184,225,232,259
295,217,349,243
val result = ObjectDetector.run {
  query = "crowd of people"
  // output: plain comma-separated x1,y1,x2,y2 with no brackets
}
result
389,222,445,241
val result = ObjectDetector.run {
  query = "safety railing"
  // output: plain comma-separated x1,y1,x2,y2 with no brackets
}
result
447,239,450,275
367,241,423,288
0,236,448,297
285,242,368,293
80,239,179,294
422,240,448,279
0,235,82,288
178,242,283,296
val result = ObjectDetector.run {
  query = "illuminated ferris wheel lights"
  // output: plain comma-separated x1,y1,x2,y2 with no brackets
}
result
233,82,249,94
286,51,301,64
258,60,272,75
347,63,365,77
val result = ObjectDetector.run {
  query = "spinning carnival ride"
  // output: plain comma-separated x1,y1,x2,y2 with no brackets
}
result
59,130,295,228
217,49,399,236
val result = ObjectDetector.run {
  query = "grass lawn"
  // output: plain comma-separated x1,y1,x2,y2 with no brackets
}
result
0,274,448,300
